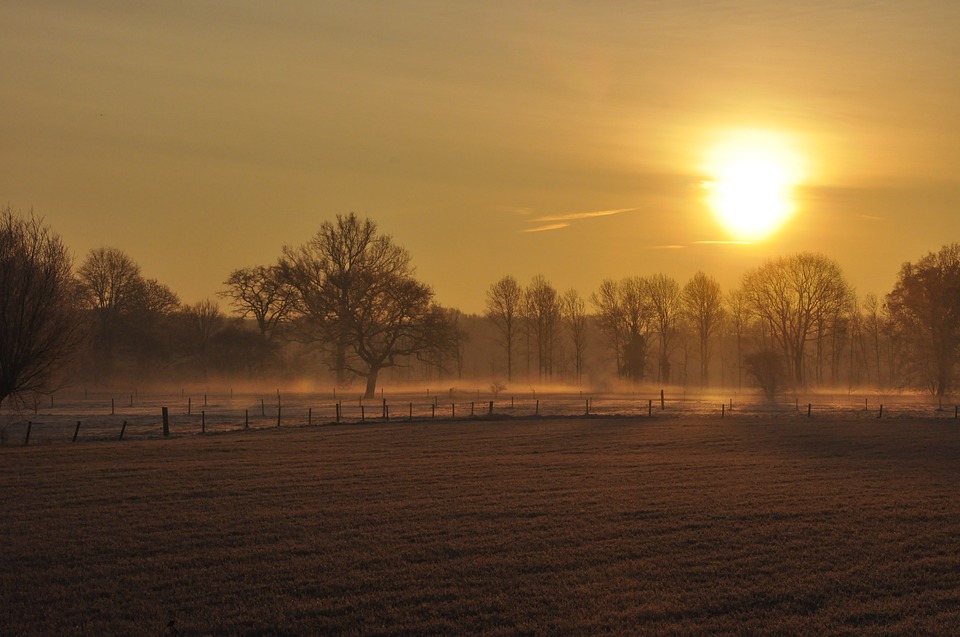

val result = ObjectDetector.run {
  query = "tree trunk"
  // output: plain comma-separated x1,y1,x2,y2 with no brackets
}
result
335,342,347,386
364,366,380,399
506,332,513,382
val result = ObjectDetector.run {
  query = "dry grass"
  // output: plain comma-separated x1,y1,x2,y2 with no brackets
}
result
3,415,960,635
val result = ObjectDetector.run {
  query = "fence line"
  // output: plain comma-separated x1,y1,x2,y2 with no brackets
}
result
2,390,959,447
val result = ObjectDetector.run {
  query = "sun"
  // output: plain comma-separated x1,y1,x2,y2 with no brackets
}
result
702,130,805,241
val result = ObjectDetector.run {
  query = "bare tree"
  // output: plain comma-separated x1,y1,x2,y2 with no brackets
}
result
561,289,587,386
182,299,225,380
592,277,651,382
592,279,626,377
726,289,749,389
221,265,293,340
281,213,446,398
741,252,851,387
446,308,470,380
77,247,142,315
860,293,886,387
485,275,523,381
124,278,182,379
135,278,181,315
0,208,81,406
646,274,681,384
681,271,724,386
77,246,143,378
886,243,960,397
524,275,561,380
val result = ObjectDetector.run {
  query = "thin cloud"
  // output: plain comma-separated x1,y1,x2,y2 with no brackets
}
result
520,206,637,234
694,240,755,245
648,244,687,250
524,222,570,233
533,207,637,223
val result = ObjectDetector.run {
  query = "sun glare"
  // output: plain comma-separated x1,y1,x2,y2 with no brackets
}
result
702,130,805,241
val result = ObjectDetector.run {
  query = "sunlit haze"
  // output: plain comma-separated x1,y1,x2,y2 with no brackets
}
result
703,129,805,241
3,1,960,312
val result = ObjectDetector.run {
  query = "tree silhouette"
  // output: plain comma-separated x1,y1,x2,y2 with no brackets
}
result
647,274,681,384
77,246,142,380
561,289,587,386
524,275,561,380
282,213,447,398
592,277,651,382
485,275,523,381
0,208,81,406
886,243,960,397
725,289,749,390
681,271,724,386
221,265,292,340
741,252,850,387
181,299,225,381
745,349,785,402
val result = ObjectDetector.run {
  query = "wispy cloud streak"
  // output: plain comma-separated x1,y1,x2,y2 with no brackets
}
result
524,222,571,233
533,208,636,223
520,207,637,233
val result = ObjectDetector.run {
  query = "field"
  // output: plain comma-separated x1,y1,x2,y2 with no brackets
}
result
3,412,960,635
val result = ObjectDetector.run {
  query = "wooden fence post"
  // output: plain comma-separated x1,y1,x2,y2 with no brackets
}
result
489,400,493,415
119,421,126,441
25,421,32,446
245,409,249,429
74,421,81,442
648,399,652,417
660,389,665,410
201,410,206,434
162,407,170,437
277,405,281,427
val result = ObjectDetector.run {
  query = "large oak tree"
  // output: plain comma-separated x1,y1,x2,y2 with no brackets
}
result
281,213,448,398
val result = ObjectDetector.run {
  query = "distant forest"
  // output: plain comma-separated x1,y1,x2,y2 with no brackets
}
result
3,206,960,406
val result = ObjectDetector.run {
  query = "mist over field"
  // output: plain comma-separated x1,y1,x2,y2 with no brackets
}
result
4,2,960,635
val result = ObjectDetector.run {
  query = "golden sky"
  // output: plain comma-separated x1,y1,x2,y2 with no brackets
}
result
3,1,959,312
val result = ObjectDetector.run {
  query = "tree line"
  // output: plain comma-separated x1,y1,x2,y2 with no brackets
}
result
2,204,960,408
